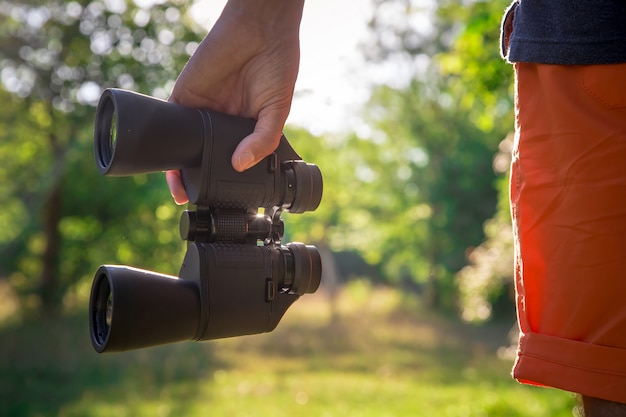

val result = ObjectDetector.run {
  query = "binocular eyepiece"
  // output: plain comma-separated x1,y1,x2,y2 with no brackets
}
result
88,89,323,353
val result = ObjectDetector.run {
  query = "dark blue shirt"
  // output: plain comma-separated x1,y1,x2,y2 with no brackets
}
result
501,0,626,64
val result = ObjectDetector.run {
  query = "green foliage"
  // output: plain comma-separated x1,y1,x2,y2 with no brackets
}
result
354,0,514,310
0,0,203,313
436,0,514,132
0,0,518,320
437,0,517,320
282,0,519,315
0,0,202,104
457,136,514,322
363,81,502,310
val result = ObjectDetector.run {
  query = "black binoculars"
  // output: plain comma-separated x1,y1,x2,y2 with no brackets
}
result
88,89,323,353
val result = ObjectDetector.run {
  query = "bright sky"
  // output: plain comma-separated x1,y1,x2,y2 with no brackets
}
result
293,0,374,134
190,0,375,134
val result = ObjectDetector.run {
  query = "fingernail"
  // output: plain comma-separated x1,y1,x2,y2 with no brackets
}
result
236,151,255,171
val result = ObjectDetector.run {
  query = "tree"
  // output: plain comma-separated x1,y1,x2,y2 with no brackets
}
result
285,0,516,312
356,0,514,310
457,135,514,322
0,0,204,314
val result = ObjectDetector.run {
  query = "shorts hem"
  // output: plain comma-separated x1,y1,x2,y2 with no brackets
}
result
514,332,626,403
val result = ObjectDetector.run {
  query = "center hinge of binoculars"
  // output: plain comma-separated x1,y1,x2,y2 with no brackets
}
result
179,206,285,245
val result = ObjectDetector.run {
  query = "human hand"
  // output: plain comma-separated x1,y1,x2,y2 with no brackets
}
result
165,0,304,205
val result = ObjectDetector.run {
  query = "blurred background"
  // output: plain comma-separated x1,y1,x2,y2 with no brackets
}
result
0,0,577,415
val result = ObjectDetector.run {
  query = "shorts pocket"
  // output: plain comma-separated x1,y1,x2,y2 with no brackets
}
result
582,64,626,109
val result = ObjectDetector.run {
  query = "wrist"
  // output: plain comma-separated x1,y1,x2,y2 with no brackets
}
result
222,0,305,33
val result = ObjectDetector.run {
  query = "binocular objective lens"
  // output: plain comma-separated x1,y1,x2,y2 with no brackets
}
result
92,273,112,346
109,113,117,154
95,97,117,171
105,293,113,328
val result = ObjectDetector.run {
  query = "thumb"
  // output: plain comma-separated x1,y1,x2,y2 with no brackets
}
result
231,110,286,172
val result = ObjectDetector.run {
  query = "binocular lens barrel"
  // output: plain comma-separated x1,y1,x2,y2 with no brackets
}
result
89,266,201,353
94,89,204,176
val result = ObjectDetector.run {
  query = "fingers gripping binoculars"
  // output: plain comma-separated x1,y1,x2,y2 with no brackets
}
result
88,89,323,353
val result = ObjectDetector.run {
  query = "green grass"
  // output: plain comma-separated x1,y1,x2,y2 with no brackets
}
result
0,281,576,416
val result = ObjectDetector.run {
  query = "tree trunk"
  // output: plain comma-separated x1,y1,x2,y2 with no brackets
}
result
39,129,65,315
424,265,441,310
39,179,63,314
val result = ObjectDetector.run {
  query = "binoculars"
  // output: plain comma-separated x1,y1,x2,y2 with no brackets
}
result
88,89,323,353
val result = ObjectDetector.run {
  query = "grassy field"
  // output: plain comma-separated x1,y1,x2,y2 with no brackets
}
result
0,280,576,416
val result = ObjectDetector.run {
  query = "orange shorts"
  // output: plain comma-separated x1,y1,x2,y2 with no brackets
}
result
511,62,626,403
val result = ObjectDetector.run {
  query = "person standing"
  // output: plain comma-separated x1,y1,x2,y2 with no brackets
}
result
501,1,626,415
